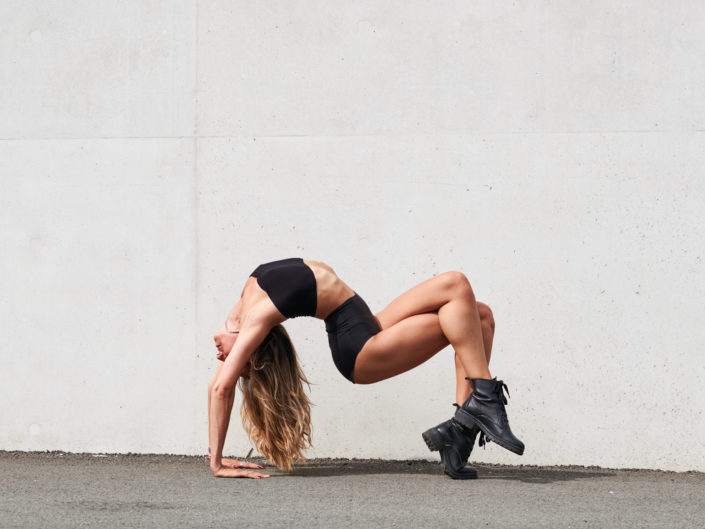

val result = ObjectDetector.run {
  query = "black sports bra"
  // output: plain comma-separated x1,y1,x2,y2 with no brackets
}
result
250,258,317,318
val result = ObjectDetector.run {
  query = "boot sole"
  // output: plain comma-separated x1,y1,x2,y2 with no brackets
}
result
441,449,478,480
421,429,479,480
454,409,525,456
444,464,478,480
421,428,442,452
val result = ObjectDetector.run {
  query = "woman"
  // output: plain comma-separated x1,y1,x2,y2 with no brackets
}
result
209,258,524,480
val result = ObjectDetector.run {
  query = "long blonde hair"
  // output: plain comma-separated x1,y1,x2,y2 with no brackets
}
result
238,325,312,471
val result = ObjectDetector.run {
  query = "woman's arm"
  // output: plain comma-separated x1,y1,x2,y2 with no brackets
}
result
209,312,273,478
207,361,224,458
207,363,265,472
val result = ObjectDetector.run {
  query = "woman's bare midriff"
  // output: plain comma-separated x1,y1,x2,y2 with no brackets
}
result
303,259,355,319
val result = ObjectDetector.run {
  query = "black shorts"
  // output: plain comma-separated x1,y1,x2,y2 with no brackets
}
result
324,293,381,383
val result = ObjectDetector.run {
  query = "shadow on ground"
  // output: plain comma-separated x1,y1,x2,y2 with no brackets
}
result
0,451,632,484
286,458,614,483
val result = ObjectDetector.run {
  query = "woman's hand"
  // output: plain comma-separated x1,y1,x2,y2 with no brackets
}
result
211,463,269,479
221,457,265,470
206,455,265,470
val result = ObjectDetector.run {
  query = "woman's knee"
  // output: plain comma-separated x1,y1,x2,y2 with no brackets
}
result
440,271,475,299
477,302,495,333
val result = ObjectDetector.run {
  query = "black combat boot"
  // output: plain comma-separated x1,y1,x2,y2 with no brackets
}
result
422,417,480,479
454,377,525,456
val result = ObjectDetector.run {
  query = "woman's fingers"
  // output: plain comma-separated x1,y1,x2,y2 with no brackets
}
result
239,461,265,469
213,466,269,478
220,457,265,470
211,466,269,479
243,470,269,479
231,468,269,479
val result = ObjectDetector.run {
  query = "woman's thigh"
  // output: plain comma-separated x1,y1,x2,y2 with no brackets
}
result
375,272,466,330
353,313,450,384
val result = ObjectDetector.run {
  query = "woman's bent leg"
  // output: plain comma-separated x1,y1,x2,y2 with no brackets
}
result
361,272,523,457
358,272,495,385
455,301,495,405
436,274,490,380
353,313,449,384
373,271,491,381
355,300,496,392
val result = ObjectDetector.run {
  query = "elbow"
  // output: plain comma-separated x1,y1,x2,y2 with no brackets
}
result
211,381,234,401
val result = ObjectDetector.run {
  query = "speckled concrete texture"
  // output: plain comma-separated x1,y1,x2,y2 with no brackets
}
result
2,1,705,471
1,452,704,529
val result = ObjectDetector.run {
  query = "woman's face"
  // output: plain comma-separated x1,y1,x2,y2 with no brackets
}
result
213,321,238,361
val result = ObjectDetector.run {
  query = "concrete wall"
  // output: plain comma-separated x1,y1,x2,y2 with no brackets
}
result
2,1,704,471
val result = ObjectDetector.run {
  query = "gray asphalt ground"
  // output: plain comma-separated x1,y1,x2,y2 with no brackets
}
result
1,452,703,529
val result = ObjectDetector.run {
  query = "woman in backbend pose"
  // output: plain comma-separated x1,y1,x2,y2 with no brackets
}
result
209,258,524,480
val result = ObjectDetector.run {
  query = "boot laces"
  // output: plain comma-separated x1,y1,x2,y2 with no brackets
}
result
496,381,510,428
465,380,512,448
479,430,489,448
497,381,510,405
463,377,511,404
